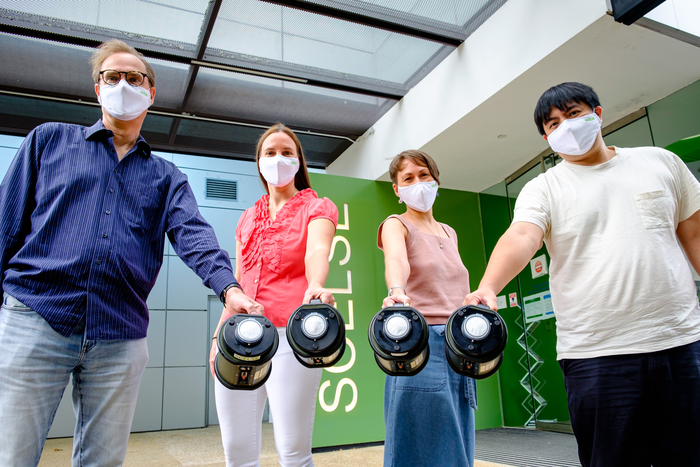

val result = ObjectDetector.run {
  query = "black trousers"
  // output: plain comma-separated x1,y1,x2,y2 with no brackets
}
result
559,339,700,467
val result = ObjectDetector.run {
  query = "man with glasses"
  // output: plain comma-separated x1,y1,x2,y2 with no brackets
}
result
0,39,262,467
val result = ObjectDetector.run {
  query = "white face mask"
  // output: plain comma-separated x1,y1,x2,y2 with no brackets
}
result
98,79,152,121
259,154,300,187
547,112,602,156
398,181,438,213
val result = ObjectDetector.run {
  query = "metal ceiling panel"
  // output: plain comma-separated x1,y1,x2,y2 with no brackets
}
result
172,118,351,167
0,32,95,100
187,67,393,136
0,32,193,111
0,92,352,168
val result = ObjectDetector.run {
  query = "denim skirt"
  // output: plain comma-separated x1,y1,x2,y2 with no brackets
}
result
383,324,477,467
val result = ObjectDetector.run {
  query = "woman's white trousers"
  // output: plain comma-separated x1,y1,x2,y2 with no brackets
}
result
215,328,322,467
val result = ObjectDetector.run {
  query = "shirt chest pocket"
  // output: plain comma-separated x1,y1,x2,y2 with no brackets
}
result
635,190,675,229
121,185,163,232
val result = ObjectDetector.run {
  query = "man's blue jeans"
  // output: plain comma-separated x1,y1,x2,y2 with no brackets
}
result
0,294,148,467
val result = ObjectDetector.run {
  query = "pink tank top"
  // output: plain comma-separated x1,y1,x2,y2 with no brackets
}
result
378,215,470,325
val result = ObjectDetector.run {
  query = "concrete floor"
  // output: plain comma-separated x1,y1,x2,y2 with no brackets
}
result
39,423,512,467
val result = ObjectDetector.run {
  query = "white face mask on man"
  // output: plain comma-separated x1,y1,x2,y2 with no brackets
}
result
259,154,300,187
398,181,438,213
98,80,151,121
547,112,602,156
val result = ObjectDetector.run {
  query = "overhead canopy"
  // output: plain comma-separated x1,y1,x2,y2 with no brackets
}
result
326,0,700,190
0,0,507,167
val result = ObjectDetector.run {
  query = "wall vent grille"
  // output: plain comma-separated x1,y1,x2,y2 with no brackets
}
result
206,179,237,201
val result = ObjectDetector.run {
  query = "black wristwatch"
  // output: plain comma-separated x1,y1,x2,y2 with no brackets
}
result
220,282,243,306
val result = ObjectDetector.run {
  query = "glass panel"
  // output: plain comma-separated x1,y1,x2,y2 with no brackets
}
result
140,114,176,146
505,163,540,198
543,153,556,171
187,67,393,136
0,0,210,45
605,117,654,148
306,0,506,39
506,164,571,430
646,0,700,40
208,0,445,85
480,179,507,196
174,119,261,159
0,94,101,131
361,0,492,26
296,133,352,167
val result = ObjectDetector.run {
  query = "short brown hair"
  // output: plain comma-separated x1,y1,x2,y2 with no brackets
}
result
388,150,440,185
255,123,312,194
90,39,156,87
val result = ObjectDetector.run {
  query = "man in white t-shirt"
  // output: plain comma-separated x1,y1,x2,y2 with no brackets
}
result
465,82,700,467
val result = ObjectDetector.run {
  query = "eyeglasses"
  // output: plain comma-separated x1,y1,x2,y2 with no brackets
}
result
99,69,148,87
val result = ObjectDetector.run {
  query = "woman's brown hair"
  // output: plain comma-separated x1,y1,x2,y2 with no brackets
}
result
255,123,312,194
388,149,440,185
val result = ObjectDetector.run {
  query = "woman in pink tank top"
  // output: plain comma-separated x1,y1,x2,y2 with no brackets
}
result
378,150,477,467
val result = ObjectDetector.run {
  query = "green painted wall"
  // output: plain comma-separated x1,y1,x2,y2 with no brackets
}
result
479,191,571,428
647,79,700,148
479,192,533,427
308,172,502,447
432,184,502,431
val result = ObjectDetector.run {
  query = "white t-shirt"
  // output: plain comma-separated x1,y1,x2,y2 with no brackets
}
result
513,146,700,359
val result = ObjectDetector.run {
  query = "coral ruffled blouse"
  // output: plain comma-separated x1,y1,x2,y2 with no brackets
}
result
235,188,338,327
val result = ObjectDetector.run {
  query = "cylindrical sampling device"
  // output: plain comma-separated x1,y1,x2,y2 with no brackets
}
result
368,303,430,376
287,299,346,368
445,304,507,379
215,314,279,390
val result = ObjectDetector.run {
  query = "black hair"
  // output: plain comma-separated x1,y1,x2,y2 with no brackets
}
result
533,82,601,135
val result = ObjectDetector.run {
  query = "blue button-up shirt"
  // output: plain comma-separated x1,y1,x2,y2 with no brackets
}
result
0,120,237,340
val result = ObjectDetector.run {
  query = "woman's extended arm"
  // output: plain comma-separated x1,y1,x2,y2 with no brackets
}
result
380,217,411,308
303,218,336,305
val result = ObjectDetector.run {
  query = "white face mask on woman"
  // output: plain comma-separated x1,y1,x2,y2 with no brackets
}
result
98,80,151,121
547,112,602,156
259,154,300,187
398,181,438,213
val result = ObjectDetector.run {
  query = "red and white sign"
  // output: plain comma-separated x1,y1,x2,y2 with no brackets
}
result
509,293,518,307
530,254,548,279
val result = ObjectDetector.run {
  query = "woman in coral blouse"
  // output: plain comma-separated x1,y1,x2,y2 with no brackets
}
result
209,123,338,467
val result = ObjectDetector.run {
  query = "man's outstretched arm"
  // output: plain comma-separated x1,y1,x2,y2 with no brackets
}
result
464,221,544,310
